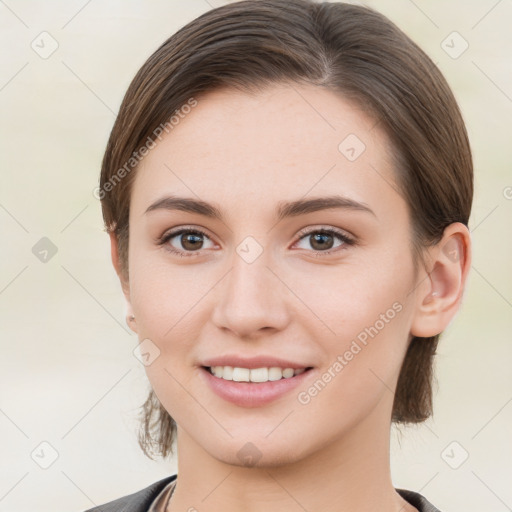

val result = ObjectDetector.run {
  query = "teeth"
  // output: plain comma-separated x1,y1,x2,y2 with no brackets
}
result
209,366,307,382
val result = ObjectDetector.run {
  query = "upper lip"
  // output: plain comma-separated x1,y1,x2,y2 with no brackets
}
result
201,355,312,370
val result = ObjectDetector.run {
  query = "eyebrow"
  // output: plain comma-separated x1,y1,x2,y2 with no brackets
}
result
144,194,376,221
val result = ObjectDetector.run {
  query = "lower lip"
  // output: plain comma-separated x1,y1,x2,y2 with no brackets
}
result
199,366,314,407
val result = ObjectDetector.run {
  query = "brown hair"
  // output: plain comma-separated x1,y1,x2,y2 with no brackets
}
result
99,0,473,459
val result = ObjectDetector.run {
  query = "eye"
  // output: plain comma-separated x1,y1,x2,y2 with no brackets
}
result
158,227,215,257
293,226,355,256
158,225,356,258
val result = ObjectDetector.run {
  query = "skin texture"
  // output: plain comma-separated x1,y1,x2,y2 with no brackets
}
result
110,84,471,512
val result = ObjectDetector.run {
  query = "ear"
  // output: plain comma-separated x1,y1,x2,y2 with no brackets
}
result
109,232,137,333
410,222,471,338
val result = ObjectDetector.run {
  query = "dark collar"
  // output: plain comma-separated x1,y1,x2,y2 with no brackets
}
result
85,475,441,512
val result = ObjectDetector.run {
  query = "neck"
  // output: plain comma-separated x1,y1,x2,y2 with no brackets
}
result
167,396,416,512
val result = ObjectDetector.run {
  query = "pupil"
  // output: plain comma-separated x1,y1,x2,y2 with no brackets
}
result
312,233,333,250
183,233,202,250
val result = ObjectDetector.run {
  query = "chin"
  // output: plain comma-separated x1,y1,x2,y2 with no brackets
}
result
206,437,308,469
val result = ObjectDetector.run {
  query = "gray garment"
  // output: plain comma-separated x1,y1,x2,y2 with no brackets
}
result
82,476,176,512
83,474,442,512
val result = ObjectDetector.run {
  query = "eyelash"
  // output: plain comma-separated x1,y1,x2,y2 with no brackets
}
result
158,226,356,258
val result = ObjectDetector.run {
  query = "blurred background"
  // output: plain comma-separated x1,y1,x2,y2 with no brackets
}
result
0,1,511,511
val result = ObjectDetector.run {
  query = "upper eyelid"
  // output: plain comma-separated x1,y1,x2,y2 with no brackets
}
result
161,226,215,243
295,225,354,239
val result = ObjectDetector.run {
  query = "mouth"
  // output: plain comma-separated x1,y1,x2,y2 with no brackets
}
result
201,365,314,383
199,365,315,407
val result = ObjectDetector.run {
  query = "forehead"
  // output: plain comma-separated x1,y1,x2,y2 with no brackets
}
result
130,84,400,220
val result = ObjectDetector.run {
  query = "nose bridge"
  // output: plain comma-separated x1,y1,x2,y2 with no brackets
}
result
211,240,290,337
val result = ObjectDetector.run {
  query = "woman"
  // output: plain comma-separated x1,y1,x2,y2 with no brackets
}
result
88,0,472,510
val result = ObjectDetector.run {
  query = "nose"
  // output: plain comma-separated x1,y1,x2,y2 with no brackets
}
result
211,249,291,339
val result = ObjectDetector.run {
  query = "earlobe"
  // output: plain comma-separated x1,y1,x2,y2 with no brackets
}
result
410,223,471,338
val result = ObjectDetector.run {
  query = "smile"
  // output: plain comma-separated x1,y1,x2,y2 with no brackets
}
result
200,365,315,407
206,365,309,382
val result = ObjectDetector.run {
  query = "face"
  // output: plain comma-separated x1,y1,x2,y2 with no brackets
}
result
123,84,422,467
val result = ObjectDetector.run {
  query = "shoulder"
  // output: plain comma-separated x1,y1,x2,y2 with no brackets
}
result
396,488,442,512
82,474,177,512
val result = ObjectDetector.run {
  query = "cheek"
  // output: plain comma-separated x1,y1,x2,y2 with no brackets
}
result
283,249,414,341
128,250,215,341
285,252,415,403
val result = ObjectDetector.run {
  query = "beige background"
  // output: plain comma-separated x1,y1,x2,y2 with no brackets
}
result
0,1,511,511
